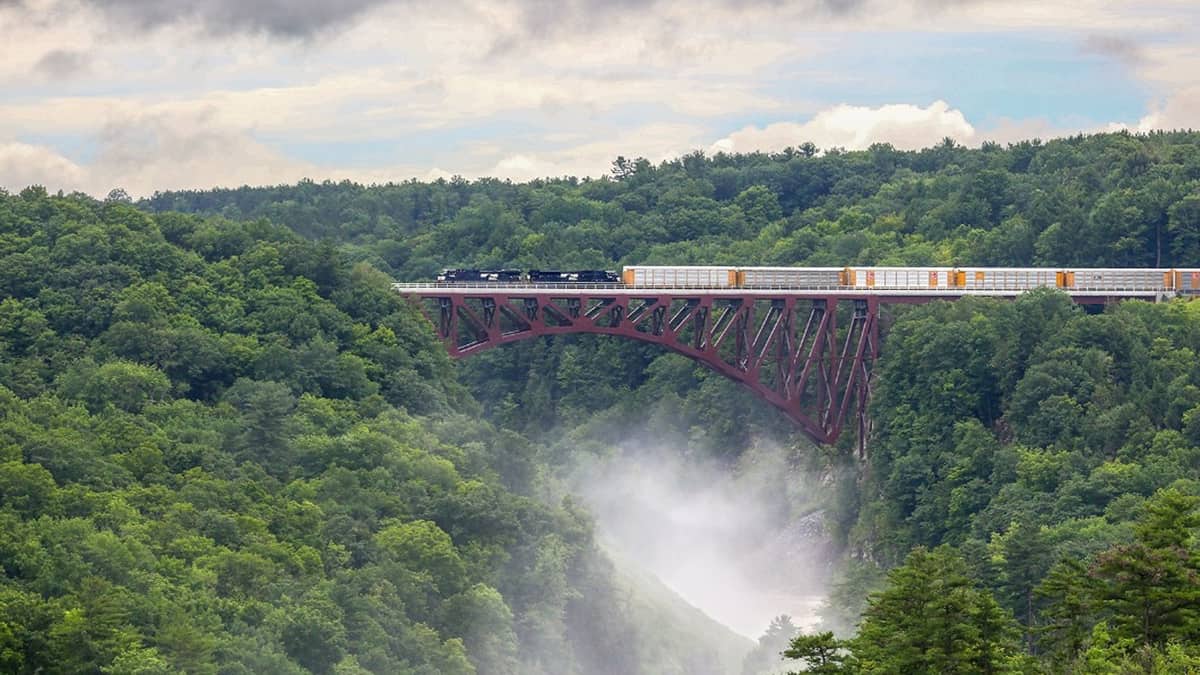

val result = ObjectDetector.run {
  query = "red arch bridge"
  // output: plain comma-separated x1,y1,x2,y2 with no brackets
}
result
395,281,1164,447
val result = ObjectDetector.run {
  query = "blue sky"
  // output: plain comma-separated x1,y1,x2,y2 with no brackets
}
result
789,32,1149,123
0,0,1196,196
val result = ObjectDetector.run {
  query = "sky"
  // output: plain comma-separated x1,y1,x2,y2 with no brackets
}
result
0,0,1197,197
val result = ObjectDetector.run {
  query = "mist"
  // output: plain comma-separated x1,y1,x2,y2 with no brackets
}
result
572,439,833,641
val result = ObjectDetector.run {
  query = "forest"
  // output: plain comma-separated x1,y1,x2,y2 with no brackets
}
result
2,129,1200,673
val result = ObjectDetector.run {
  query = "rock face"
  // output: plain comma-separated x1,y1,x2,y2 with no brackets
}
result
791,509,831,542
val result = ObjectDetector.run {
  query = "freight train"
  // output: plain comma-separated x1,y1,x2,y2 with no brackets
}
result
434,266,1200,293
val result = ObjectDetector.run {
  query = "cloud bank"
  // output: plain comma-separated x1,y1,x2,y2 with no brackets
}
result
3,94,1197,198
712,100,976,153
1,0,978,42
0,0,1196,194
0,112,314,197
4,0,393,38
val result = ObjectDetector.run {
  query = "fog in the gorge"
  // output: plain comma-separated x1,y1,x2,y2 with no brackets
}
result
573,440,832,640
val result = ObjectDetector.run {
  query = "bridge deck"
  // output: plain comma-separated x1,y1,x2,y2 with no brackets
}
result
392,282,1166,300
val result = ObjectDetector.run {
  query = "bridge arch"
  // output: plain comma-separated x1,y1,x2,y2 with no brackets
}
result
404,290,879,446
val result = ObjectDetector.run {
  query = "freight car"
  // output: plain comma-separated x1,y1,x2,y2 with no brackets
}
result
1175,270,1200,293
1063,269,1171,291
621,266,740,288
956,267,1058,291
840,267,958,289
737,266,843,288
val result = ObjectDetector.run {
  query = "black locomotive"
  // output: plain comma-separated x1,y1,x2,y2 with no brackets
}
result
436,269,523,282
436,269,620,283
528,270,620,283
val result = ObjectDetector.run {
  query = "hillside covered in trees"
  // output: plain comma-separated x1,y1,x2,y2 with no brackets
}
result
3,130,1200,673
0,192,751,674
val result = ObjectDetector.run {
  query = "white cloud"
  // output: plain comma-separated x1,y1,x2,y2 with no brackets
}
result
337,166,456,184
0,68,781,147
708,89,1200,157
1130,86,1200,132
0,111,317,197
1,0,1197,195
89,112,317,195
482,122,709,180
1121,40,1200,132
0,142,87,192
712,100,976,153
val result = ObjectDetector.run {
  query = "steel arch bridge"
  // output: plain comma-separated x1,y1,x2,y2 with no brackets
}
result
395,283,1158,447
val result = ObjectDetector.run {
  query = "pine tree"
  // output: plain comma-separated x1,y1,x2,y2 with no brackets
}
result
1091,488,1200,648
1035,557,1095,668
851,546,1021,674
783,631,847,675
994,520,1053,651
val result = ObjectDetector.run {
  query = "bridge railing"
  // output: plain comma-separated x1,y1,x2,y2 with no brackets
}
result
391,282,1168,295
392,281,851,291
393,282,628,290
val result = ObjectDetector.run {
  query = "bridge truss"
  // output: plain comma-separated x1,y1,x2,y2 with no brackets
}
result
402,287,884,448
397,279,1162,447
